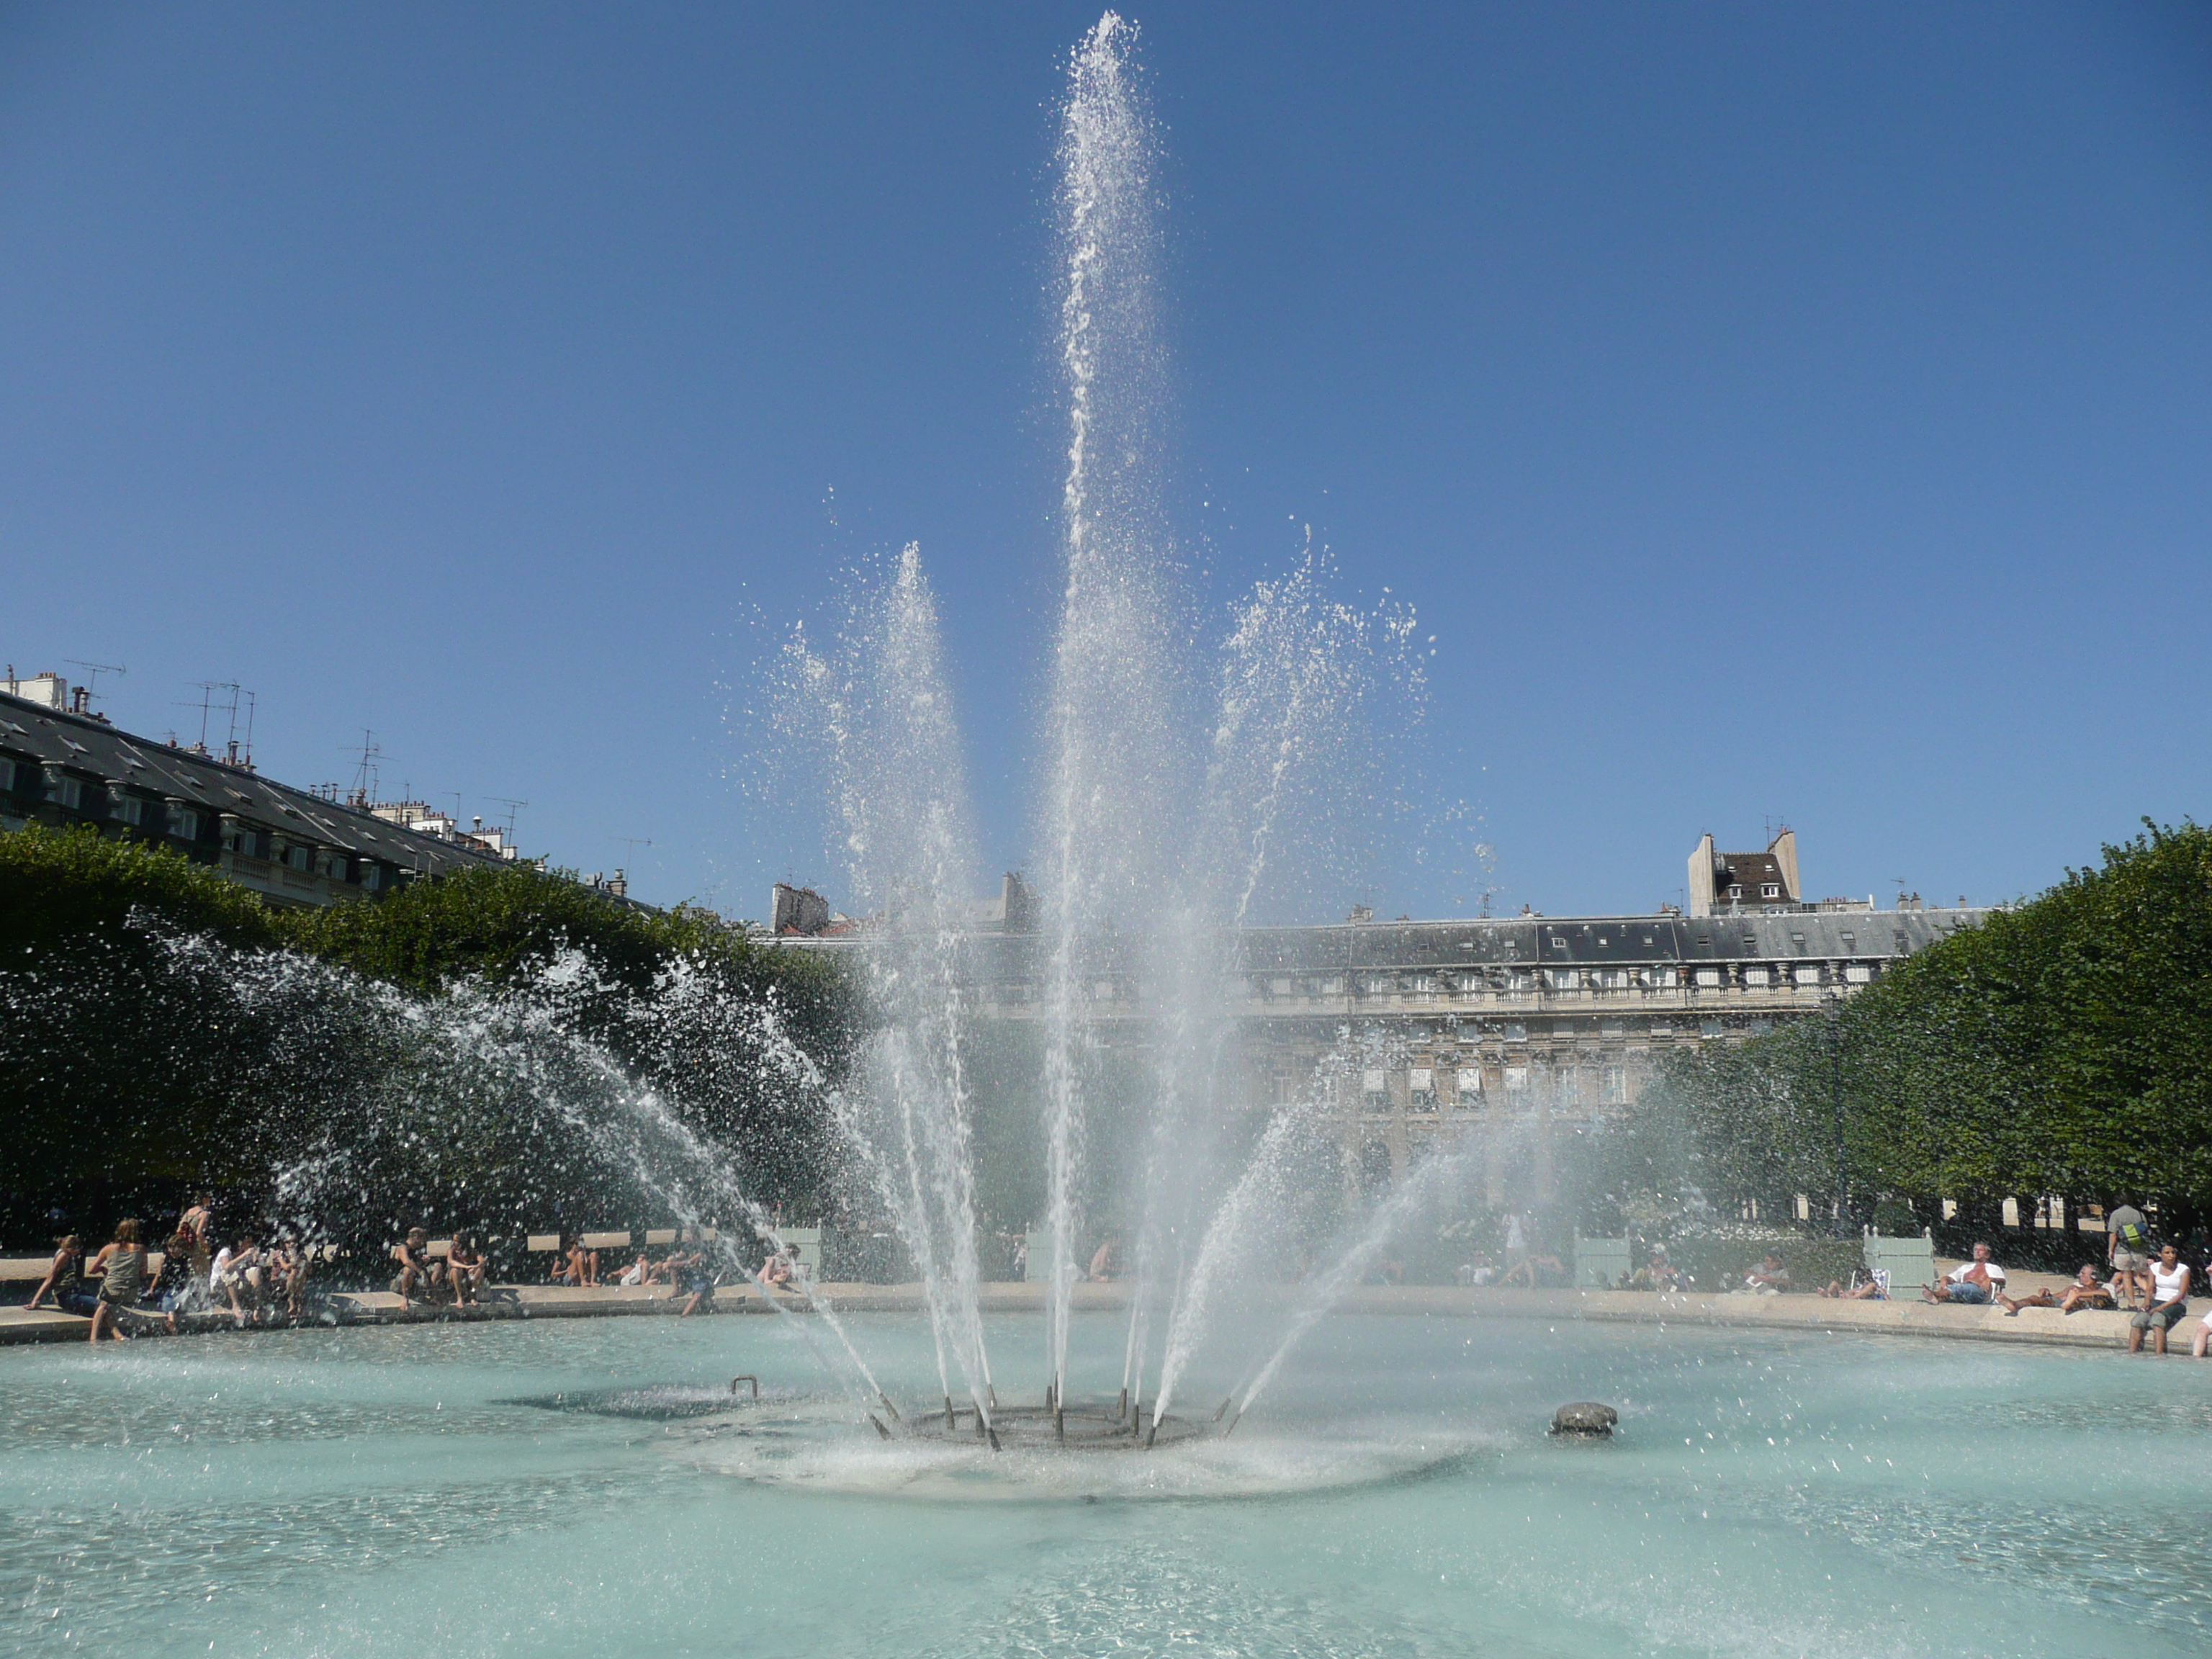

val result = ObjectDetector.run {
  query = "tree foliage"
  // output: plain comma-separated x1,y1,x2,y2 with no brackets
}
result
1642,820,2212,1223
0,826,855,1244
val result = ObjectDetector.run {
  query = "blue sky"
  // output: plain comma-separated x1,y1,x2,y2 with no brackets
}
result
3,3,2206,919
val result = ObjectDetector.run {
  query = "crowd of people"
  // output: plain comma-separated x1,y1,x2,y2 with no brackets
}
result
22,1194,313,1342
1492,1194,2212,1359
1905,1203,2209,1355
23,1194,2212,1359
598,1232,747,1316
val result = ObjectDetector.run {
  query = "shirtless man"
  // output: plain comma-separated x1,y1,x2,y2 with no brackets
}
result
1923,1241,2006,1305
2001,1264,2115,1316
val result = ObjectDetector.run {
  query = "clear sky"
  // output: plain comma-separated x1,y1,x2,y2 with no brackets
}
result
4,3,2206,920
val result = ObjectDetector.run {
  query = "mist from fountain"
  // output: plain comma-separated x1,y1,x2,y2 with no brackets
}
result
153,925,893,1417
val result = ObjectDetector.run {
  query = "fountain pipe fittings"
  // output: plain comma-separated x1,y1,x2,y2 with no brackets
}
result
730,1375,760,1399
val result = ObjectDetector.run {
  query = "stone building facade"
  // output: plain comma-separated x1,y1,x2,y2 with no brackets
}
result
822,894,1993,1200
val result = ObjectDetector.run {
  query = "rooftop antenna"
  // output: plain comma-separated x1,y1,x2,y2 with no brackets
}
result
63,660,127,710
176,683,218,751
184,682,256,766
348,731,384,808
1891,878,1907,909
614,837,654,864
489,797,529,836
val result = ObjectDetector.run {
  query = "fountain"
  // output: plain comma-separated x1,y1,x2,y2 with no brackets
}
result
763,11,1451,1455
6,19,2208,1658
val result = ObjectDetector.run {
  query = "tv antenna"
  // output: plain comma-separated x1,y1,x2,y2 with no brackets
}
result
488,797,529,836
181,682,256,766
64,660,127,709
613,837,654,863
347,731,384,807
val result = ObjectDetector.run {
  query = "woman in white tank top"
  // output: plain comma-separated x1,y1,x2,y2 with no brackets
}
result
2129,1244,2191,1354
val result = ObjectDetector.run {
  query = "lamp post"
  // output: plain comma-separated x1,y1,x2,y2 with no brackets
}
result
1826,989,1847,1238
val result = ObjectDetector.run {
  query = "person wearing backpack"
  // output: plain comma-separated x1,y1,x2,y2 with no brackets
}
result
2108,1200,2152,1312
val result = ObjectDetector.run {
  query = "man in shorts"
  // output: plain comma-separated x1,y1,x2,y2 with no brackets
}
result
2107,1200,2151,1311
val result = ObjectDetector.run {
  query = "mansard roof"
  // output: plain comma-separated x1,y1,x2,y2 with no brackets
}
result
0,690,499,877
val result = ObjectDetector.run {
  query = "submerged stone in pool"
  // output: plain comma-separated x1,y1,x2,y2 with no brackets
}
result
1549,1401,1619,1437
508,1383,775,1420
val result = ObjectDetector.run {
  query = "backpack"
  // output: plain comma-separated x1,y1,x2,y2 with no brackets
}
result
2117,1217,2152,1253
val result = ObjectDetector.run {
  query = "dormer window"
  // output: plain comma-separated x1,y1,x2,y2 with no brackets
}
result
1761,884,1780,899
1727,884,1743,899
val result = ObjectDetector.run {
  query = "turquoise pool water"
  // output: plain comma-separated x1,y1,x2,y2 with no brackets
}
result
4,1311,2207,1657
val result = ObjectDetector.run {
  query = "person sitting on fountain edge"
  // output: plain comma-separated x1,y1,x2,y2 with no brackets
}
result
1818,1267,1889,1300
1628,1246,1684,1292
767,1242,799,1287
145,1230,199,1331
214,1231,266,1327
674,1239,716,1316
559,1233,600,1287
445,1231,484,1308
1087,1234,1122,1282
23,1233,96,1316
1731,1252,1791,1296
2000,1263,2115,1316
392,1228,441,1307
1923,1241,2006,1305
2128,1244,2191,1355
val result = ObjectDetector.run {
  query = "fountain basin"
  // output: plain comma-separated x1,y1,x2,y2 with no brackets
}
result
4,1310,2208,1658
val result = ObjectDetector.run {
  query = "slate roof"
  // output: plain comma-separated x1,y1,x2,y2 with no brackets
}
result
815,905,1987,978
1712,850,1792,900
0,690,500,878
